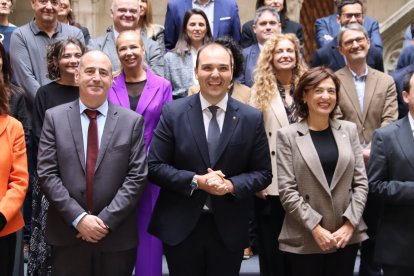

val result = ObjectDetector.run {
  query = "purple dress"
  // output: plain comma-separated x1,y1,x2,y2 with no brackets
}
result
108,68,172,276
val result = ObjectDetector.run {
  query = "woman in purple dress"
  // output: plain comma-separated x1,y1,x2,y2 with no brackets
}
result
108,30,172,276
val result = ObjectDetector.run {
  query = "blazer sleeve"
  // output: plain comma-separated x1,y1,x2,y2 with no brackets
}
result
0,121,28,224
164,2,178,50
38,111,87,225
98,116,148,230
240,21,255,49
315,17,331,48
145,39,164,77
342,123,368,227
368,19,383,49
227,112,272,199
368,129,414,204
276,129,323,231
148,104,197,196
230,1,241,43
381,77,398,128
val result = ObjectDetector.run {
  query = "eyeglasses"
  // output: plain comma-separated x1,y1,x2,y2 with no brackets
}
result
37,0,59,6
341,13,363,20
342,37,367,48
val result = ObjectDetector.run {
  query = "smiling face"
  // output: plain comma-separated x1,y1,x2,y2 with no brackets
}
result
264,0,283,12
304,77,337,119
195,44,233,105
337,3,364,27
116,31,145,70
253,10,280,45
186,14,207,46
31,0,59,24
75,51,113,109
58,0,70,18
139,0,146,18
111,0,140,32
272,38,296,72
0,0,12,16
58,42,82,80
338,29,370,64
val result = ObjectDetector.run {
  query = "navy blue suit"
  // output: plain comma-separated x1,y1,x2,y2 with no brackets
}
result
390,64,414,118
315,14,383,49
311,37,384,72
238,43,260,88
164,0,241,50
396,45,414,70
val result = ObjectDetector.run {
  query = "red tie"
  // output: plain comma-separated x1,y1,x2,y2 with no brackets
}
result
85,109,99,213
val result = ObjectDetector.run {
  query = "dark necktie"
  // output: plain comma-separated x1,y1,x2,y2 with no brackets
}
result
85,109,99,212
207,106,220,164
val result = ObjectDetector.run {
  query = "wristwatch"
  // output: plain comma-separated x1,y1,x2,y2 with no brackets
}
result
190,175,198,196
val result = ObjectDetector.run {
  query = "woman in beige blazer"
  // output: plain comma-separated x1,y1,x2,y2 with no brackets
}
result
249,33,307,275
276,67,368,276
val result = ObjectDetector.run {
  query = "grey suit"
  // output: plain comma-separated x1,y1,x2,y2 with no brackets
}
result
276,119,368,254
163,50,195,99
91,29,164,76
37,100,147,253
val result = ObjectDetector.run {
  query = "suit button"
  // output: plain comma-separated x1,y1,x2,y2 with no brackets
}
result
305,194,310,200
271,151,275,156
269,132,272,136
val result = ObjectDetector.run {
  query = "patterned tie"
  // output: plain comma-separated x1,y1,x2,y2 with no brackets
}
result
84,109,99,213
207,106,220,164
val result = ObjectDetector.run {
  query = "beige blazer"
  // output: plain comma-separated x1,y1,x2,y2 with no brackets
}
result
276,119,368,254
335,66,398,145
249,91,289,195
188,81,251,104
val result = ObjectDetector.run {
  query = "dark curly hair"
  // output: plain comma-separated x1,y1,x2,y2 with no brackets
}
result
46,37,86,80
214,36,244,79
294,67,341,119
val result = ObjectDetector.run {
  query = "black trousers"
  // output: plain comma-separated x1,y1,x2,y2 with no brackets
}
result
0,232,16,276
286,243,359,276
255,195,290,276
382,264,414,276
164,213,243,276
51,242,136,276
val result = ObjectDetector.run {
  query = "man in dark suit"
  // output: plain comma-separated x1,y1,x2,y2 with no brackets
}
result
164,0,241,50
312,0,384,72
238,6,280,88
390,64,414,118
368,71,414,275
37,50,148,276
148,43,272,275
315,0,382,49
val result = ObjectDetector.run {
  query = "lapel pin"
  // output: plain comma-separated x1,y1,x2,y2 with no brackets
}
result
233,116,236,120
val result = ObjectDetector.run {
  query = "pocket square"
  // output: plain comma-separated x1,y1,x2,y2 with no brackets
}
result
220,17,231,21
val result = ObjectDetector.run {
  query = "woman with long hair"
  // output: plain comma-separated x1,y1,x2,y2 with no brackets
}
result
276,67,368,276
0,63,28,276
164,8,212,99
241,0,303,49
109,30,172,276
137,0,165,53
29,37,86,276
250,32,307,276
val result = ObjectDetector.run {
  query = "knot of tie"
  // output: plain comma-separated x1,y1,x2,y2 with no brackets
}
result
85,109,99,120
208,105,219,117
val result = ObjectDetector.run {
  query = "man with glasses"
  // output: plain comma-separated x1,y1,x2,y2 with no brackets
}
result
312,0,383,72
315,0,382,49
10,0,84,105
335,23,398,276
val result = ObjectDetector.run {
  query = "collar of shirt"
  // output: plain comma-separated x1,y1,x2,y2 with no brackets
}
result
193,0,214,6
199,92,228,113
350,65,369,82
258,43,263,51
408,112,414,136
113,27,119,40
30,20,62,36
79,99,109,117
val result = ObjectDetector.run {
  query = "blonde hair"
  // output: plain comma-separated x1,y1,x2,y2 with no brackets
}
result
251,33,307,111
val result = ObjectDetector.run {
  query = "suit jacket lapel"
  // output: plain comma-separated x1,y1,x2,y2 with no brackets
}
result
95,103,118,171
397,117,414,170
187,95,210,167
212,98,240,167
362,68,377,123
340,68,363,121
67,101,86,172
270,93,289,127
329,120,351,190
111,72,130,108
295,121,331,195
137,68,159,114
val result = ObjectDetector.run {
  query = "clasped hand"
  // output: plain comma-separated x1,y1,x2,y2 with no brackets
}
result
76,214,109,243
197,168,234,196
311,221,354,251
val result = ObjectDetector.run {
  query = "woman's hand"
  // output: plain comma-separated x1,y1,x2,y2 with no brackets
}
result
332,220,354,248
311,224,337,251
